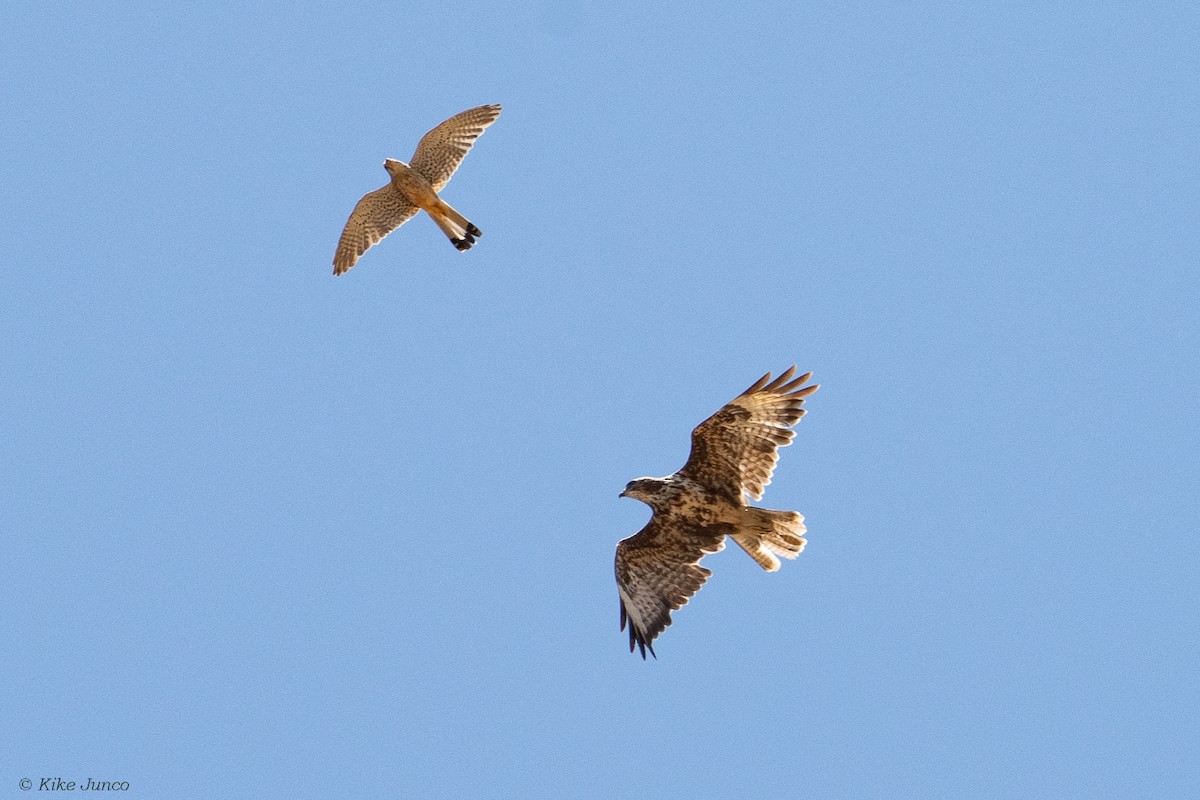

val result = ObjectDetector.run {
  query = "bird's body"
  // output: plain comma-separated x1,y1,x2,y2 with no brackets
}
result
384,159,442,210
382,158,482,251
333,104,501,275
615,367,818,658
621,475,770,540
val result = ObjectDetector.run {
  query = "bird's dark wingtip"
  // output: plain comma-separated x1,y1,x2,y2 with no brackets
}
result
630,629,656,660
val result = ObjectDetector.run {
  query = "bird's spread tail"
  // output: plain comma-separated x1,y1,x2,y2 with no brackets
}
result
730,509,806,572
429,200,482,252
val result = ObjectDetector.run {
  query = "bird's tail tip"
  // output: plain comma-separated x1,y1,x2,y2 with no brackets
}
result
732,509,807,572
451,233,477,251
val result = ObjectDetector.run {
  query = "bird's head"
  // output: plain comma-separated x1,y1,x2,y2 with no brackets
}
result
383,158,408,175
620,477,671,504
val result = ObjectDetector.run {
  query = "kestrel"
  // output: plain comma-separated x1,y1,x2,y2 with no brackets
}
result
333,104,502,275
615,367,819,658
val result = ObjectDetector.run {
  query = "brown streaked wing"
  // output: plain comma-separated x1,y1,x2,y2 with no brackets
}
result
409,104,502,192
677,366,819,502
332,185,419,275
614,516,728,659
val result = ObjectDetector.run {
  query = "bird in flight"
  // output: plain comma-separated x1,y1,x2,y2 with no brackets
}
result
333,104,502,275
614,367,819,659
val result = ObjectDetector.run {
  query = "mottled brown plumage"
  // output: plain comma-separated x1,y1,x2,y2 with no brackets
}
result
333,104,501,275
679,368,818,502
615,367,818,658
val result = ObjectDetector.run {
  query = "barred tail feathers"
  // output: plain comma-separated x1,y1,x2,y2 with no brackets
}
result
730,508,807,572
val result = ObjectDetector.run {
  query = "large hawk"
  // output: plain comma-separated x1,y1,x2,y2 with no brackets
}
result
333,104,501,275
615,367,819,659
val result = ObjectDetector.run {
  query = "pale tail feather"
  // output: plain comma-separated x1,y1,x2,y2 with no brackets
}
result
430,200,482,251
730,509,807,572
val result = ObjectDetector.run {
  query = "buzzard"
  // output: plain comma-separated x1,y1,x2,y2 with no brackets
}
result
333,104,501,275
615,366,818,658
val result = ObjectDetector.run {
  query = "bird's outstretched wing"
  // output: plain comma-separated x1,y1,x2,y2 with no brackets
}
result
409,104,502,192
332,185,419,275
615,517,729,659
677,366,819,503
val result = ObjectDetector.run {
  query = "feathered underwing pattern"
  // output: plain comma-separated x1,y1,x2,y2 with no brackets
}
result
615,367,818,658
333,104,501,275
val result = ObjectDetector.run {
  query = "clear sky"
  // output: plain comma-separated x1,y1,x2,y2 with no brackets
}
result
2,2,1197,798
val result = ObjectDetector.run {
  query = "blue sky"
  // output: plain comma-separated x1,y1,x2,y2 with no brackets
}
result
2,2,1197,797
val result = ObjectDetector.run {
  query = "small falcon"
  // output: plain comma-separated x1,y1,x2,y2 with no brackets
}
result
615,367,819,659
333,104,501,275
